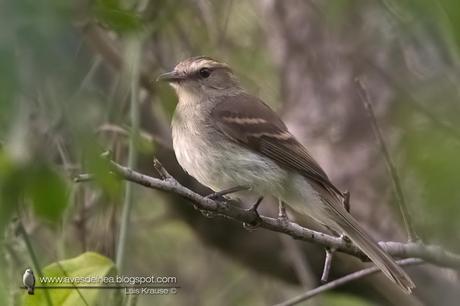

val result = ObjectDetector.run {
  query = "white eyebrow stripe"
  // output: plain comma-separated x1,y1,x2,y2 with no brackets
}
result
189,59,229,71
222,116,267,124
190,61,204,71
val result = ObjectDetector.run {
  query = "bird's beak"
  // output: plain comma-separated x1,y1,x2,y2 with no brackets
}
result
156,71,183,83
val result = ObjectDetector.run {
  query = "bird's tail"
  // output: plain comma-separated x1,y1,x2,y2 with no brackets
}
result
27,287,34,295
331,206,415,293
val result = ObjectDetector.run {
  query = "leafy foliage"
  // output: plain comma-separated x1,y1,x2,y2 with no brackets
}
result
93,0,142,32
22,252,117,306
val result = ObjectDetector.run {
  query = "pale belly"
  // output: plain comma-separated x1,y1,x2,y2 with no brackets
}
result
172,121,330,223
173,125,285,194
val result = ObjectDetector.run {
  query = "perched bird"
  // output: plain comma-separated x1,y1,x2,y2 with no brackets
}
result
23,268,35,295
158,56,415,293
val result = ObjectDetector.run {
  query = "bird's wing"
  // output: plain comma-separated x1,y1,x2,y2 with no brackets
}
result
212,93,415,293
210,92,342,195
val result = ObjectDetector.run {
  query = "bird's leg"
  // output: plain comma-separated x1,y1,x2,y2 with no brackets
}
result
342,190,351,213
243,196,264,230
206,185,251,201
202,186,251,219
321,247,336,283
278,200,288,220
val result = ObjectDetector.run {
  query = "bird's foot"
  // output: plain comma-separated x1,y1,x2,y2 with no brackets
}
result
243,196,264,230
206,185,251,201
278,200,288,221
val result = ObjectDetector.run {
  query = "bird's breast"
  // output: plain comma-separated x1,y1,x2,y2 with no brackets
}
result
171,102,324,220
172,108,286,194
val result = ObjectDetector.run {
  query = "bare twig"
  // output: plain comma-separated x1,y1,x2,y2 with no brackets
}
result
363,58,460,142
206,185,251,199
275,258,423,306
320,248,334,283
73,173,94,182
356,78,418,242
17,218,54,306
97,123,171,149
153,158,173,180
74,188,87,251
86,158,460,270
55,262,89,306
115,37,142,273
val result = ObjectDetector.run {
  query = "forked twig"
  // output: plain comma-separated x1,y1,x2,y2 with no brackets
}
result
74,157,460,270
275,258,422,306
320,248,335,283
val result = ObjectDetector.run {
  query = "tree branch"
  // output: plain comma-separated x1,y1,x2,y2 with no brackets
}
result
274,258,423,306
73,158,460,271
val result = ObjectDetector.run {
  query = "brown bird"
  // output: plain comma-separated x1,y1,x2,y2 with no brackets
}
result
158,56,415,293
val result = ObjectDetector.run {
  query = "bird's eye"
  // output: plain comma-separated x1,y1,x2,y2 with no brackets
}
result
199,68,211,78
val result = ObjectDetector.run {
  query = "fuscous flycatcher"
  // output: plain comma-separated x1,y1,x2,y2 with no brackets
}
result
158,56,415,293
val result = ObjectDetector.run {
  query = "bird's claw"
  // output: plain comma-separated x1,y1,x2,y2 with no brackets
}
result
206,185,251,202
243,196,263,230
205,192,227,202
278,200,288,221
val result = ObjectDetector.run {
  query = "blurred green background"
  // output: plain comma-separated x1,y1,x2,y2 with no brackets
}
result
0,0,459,305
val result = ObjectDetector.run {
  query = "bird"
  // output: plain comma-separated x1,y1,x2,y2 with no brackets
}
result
157,56,415,293
23,268,35,295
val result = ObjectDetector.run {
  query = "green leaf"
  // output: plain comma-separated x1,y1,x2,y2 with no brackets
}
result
93,0,142,33
83,144,122,200
27,163,68,223
0,48,17,132
22,252,117,306
0,150,69,225
0,151,19,237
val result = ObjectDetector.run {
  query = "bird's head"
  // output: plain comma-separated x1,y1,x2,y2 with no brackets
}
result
24,268,33,275
157,56,242,99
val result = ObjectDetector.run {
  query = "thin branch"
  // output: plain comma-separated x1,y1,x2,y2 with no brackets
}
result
97,123,171,150
153,158,173,180
115,37,142,273
362,58,460,142
56,262,89,306
17,218,53,306
274,258,423,306
74,173,94,182
320,249,334,283
356,78,418,242
80,158,460,270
